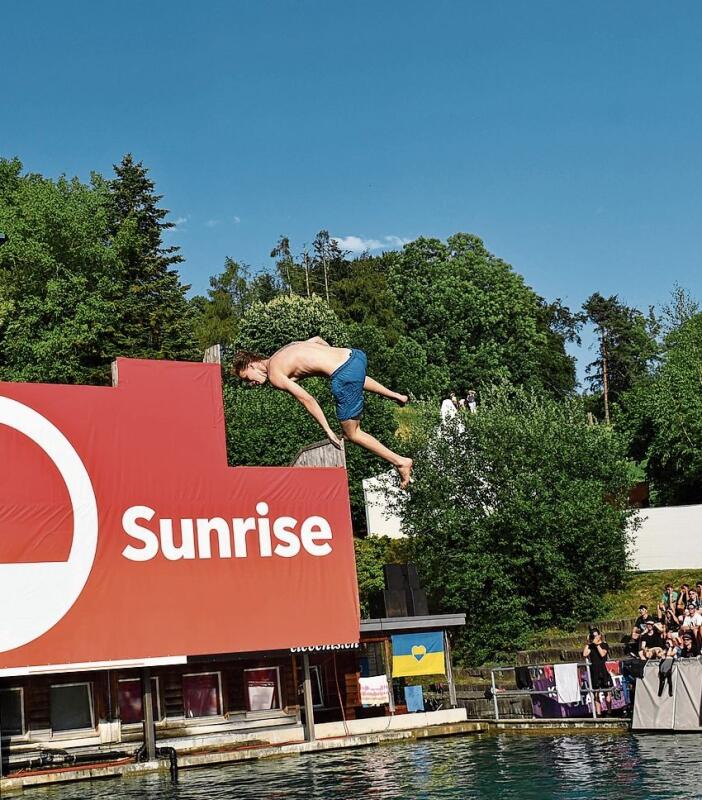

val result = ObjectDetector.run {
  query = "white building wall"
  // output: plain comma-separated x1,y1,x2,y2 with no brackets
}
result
362,471,404,539
631,504,702,571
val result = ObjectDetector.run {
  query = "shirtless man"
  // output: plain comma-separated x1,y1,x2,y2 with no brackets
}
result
232,337,413,488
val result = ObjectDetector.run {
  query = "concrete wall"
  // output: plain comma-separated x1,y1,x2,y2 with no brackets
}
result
314,707,467,738
631,504,702,571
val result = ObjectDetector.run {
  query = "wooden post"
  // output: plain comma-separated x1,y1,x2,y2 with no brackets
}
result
301,653,316,742
383,639,395,714
444,630,457,708
142,668,157,761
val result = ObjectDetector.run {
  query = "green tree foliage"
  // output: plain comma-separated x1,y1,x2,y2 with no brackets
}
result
108,154,197,361
0,156,197,384
227,295,398,530
235,294,347,353
582,292,659,422
394,389,634,665
192,258,278,350
354,536,409,618
619,311,702,505
388,234,577,397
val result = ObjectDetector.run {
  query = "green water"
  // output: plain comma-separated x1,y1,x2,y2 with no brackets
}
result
19,733,700,800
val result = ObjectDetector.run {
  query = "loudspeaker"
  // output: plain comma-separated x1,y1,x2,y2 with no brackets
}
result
407,587,429,616
384,589,408,618
384,563,405,591
405,563,421,589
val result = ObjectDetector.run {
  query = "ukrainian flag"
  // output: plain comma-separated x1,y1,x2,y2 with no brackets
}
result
391,631,445,677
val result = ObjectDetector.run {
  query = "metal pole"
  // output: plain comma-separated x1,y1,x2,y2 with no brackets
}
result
584,661,598,719
383,639,395,714
301,653,316,742
141,667,157,760
444,630,457,708
491,669,500,721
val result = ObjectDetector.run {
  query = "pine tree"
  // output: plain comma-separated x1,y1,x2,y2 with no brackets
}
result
109,154,197,360
583,292,659,422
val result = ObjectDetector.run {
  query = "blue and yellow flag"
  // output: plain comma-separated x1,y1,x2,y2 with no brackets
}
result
391,631,445,677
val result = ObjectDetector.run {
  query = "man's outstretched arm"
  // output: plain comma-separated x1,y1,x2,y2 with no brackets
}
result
272,375,341,448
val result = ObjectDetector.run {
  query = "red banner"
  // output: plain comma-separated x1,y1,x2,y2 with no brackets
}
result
0,358,359,671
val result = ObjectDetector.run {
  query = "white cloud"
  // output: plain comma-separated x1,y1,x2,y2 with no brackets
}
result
384,235,411,247
165,216,189,235
332,234,411,254
205,219,220,228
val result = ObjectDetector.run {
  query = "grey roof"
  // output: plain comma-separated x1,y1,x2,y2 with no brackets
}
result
360,613,466,633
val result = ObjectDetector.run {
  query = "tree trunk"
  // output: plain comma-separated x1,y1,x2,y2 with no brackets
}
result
602,335,610,424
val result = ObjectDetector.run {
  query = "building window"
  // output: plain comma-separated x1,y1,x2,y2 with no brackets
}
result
0,687,25,735
182,673,222,718
50,683,94,732
244,667,282,711
118,678,161,725
310,665,325,709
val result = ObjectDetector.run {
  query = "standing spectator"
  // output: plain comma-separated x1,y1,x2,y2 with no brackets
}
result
449,392,459,411
583,628,612,714
465,389,478,414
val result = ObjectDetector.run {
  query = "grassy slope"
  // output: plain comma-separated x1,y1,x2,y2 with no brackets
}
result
600,569,702,620
522,570,702,653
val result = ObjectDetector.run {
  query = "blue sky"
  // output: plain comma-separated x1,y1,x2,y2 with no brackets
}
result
2,1,701,381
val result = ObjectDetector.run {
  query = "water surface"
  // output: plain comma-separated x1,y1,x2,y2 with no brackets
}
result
22,732,699,800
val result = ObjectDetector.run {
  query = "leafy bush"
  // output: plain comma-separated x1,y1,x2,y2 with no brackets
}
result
392,388,635,665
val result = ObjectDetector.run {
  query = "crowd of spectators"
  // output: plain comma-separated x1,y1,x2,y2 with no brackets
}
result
629,581,702,661
578,581,702,711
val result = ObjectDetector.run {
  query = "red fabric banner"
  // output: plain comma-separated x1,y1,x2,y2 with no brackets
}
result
0,358,359,671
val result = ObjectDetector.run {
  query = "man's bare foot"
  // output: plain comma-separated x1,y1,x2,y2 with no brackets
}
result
396,458,413,489
394,392,409,407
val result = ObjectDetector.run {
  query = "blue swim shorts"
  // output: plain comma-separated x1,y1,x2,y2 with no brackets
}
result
331,349,367,421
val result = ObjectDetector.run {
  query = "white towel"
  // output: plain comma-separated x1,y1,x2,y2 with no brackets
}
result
359,675,390,706
554,663,581,704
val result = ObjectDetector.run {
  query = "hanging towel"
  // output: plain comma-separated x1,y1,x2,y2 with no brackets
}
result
359,675,390,706
515,666,533,689
554,663,581,704
404,684,424,712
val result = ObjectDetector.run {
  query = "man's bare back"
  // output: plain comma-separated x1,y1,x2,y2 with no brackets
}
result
233,337,413,488
267,340,352,384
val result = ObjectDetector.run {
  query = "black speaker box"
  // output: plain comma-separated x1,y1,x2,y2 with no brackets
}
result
384,563,405,591
384,589,408,618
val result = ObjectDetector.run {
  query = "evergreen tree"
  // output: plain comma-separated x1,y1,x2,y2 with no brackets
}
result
582,293,658,422
109,154,197,360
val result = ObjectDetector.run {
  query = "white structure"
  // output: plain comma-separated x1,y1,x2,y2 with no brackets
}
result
631,504,702,571
362,471,404,539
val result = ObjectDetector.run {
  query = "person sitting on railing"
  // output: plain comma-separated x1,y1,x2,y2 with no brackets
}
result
583,628,612,714
638,621,665,661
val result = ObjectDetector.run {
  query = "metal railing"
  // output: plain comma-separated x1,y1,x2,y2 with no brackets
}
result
489,661,623,721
